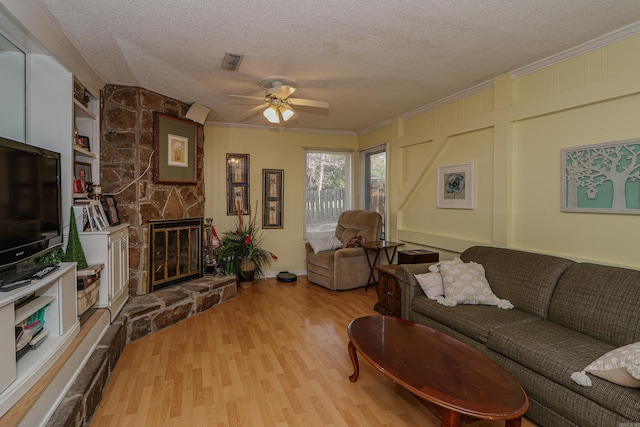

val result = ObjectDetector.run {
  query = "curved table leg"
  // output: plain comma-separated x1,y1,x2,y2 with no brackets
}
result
505,417,522,427
439,408,461,427
348,340,359,382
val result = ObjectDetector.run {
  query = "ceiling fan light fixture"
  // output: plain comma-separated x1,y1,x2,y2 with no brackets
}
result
280,104,295,121
263,105,280,123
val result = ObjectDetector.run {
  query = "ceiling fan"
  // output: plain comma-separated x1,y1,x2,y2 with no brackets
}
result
229,76,329,124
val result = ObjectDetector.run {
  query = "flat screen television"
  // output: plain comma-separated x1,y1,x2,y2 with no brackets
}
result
0,136,63,271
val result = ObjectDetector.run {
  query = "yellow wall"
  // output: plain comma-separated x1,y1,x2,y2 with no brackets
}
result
372,33,640,268
205,34,640,273
203,127,358,275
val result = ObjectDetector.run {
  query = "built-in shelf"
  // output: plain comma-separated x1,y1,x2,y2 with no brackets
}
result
0,263,79,418
72,144,96,158
15,296,56,325
73,99,96,120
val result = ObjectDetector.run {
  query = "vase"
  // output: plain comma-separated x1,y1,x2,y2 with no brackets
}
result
238,258,256,288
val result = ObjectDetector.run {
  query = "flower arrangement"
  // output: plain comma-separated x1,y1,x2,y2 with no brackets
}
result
218,201,277,280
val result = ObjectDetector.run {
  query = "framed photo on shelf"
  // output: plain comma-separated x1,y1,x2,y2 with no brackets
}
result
76,135,90,151
153,113,198,184
101,195,121,225
262,169,283,229
437,162,475,209
74,161,92,194
226,153,250,215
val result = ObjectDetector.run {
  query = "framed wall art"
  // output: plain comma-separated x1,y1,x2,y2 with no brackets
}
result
153,113,198,184
227,153,250,215
102,195,121,226
263,169,283,228
437,162,475,209
562,139,640,214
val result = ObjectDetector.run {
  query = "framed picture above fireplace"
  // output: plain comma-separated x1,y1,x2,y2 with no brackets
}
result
153,113,197,185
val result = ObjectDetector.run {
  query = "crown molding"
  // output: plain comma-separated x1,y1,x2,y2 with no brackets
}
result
360,20,640,134
399,79,494,120
208,121,357,137
357,119,392,136
510,20,640,78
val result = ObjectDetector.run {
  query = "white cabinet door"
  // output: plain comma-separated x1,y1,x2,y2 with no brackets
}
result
78,223,129,309
108,228,129,302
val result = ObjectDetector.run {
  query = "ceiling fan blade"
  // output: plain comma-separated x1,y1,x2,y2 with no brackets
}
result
228,94,267,102
275,85,296,99
289,98,330,109
245,103,269,114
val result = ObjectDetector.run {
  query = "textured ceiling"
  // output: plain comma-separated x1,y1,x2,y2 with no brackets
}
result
41,0,640,133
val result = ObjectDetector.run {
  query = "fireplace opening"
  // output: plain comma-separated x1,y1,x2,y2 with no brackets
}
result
149,218,203,291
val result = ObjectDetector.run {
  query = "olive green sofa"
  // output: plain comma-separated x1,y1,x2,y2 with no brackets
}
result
397,245,640,427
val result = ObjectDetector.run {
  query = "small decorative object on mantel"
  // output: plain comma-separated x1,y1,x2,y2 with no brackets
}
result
219,200,277,288
203,218,221,274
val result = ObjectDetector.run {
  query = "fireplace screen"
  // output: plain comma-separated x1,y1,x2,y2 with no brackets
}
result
149,218,203,291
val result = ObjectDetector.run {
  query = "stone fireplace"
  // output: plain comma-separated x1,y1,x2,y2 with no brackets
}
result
149,218,203,291
100,84,205,296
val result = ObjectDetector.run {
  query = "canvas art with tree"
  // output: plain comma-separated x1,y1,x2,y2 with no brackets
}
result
563,139,640,213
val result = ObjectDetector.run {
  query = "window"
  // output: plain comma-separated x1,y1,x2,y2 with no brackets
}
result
360,144,387,239
305,149,353,239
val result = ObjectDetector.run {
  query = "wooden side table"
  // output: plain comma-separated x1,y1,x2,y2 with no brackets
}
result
398,249,439,264
362,240,404,290
373,264,401,317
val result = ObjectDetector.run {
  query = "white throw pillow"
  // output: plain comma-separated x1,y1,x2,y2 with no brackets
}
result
571,342,640,388
308,236,343,254
435,260,513,309
414,272,444,299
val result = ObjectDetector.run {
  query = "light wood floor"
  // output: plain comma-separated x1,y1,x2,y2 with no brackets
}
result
91,276,538,427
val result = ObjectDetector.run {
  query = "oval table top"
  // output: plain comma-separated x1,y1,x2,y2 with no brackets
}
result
348,316,529,420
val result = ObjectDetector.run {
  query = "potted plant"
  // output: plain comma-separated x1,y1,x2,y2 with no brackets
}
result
219,201,277,287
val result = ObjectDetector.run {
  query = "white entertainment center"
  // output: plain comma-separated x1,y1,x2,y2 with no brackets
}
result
0,1,128,424
0,263,79,415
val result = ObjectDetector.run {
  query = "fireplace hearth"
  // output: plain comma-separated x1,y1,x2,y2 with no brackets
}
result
149,218,203,291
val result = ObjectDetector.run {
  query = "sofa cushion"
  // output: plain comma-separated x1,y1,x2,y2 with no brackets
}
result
549,263,640,348
571,342,640,388
434,260,513,309
460,246,575,318
487,320,640,420
411,295,538,343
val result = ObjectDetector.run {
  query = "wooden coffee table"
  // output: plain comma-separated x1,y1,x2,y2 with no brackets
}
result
347,316,529,427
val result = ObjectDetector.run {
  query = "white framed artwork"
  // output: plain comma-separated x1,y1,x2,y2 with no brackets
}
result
437,162,475,209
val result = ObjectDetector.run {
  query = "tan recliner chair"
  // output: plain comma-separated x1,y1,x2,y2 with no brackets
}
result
305,210,383,290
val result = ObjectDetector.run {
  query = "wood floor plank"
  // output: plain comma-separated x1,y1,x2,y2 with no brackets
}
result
90,276,538,427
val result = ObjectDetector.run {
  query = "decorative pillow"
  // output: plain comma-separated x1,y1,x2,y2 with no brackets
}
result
428,257,463,273
435,260,513,309
308,236,343,254
342,234,364,248
571,342,640,388
414,272,444,299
